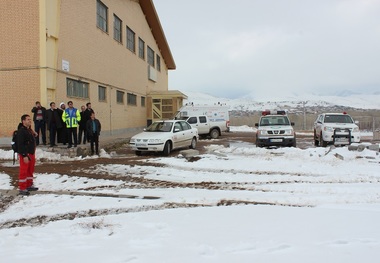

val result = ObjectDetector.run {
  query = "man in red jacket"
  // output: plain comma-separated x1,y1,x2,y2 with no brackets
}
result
17,114,38,196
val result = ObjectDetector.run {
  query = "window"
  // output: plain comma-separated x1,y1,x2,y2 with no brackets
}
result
113,15,122,43
156,54,161,71
127,93,137,106
174,122,183,132
126,27,135,52
138,38,145,59
98,86,106,101
116,90,124,104
141,96,146,107
147,46,154,67
66,78,89,98
187,117,197,124
199,116,207,123
96,0,108,32
181,121,192,130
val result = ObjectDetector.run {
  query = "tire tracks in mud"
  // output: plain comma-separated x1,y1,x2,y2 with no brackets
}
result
0,198,308,230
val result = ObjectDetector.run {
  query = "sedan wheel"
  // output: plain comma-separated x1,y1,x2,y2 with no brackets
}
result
190,137,197,149
163,141,171,156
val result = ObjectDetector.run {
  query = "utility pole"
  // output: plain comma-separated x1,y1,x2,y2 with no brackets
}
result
303,101,306,130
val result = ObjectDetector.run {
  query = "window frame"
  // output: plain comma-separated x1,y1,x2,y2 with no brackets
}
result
96,0,108,33
66,78,89,99
156,54,161,71
113,14,122,43
127,93,137,106
116,90,124,104
141,96,146,107
147,46,155,67
138,38,145,60
126,26,135,52
98,85,107,102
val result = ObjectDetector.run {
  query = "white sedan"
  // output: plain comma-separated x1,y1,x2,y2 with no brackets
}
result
129,120,198,156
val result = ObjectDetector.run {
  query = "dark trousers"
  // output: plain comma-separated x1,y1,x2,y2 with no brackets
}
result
78,126,87,144
90,132,99,155
67,127,78,146
57,126,67,144
49,123,57,146
34,120,46,145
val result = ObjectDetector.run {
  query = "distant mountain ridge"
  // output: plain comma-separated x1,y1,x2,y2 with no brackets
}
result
181,91,380,112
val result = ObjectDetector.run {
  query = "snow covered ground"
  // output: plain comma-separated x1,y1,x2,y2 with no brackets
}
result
0,127,380,263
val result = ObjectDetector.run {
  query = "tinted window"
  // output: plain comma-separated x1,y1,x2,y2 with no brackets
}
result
199,116,207,123
324,115,353,124
181,121,191,130
187,117,197,124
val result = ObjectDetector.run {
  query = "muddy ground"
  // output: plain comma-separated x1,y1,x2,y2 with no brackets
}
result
0,132,314,191
0,131,375,228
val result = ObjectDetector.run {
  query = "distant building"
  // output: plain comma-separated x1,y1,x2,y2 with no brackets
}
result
0,0,186,137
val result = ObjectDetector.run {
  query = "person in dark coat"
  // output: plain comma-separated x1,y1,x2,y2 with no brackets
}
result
78,105,86,144
31,101,47,145
57,102,67,145
46,102,63,147
86,112,101,155
83,102,94,143
17,114,38,195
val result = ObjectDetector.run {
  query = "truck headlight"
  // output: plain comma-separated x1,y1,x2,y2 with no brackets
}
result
353,127,359,133
324,126,334,132
258,130,267,135
284,129,294,135
130,138,136,143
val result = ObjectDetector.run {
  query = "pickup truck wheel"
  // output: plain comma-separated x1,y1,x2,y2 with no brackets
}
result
189,137,197,149
292,138,297,147
314,130,319,146
210,129,219,139
255,135,261,147
163,141,171,156
320,132,328,147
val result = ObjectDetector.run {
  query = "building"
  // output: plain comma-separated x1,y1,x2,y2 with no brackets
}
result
0,0,186,138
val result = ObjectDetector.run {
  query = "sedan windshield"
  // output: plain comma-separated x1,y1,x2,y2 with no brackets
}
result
146,122,173,132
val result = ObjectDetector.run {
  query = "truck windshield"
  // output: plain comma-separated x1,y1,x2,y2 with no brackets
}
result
146,122,173,132
260,116,290,126
324,115,353,124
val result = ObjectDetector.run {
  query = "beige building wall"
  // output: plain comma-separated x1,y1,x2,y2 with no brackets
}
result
0,0,175,139
56,0,169,135
0,0,40,137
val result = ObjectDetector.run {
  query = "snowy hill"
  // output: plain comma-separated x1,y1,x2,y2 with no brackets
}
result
181,91,380,112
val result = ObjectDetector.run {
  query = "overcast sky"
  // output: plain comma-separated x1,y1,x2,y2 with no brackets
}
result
153,0,380,100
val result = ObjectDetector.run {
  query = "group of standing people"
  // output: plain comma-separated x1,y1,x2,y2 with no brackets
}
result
17,101,102,195
32,101,100,153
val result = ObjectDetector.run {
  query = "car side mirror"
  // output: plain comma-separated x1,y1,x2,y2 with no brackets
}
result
255,123,259,127
354,120,359,124
174,128,180,132
291,122,295,126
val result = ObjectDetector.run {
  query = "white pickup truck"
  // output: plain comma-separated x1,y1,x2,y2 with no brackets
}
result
174,105,230,139
175,115,225,139
313,112,360,147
